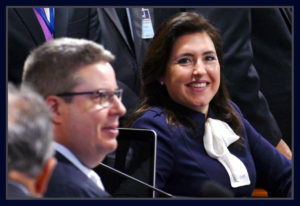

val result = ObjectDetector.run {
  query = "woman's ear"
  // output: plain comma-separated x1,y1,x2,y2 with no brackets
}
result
45,95,65,124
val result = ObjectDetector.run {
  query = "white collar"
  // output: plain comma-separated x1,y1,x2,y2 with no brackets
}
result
43,8,54,21
54,142,105,190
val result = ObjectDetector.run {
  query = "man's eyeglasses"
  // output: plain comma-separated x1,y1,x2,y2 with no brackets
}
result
56,88,123,108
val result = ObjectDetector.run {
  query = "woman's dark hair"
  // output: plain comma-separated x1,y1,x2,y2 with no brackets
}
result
126,12,243,141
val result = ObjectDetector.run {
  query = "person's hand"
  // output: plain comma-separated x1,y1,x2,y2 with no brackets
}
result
276,139,292,160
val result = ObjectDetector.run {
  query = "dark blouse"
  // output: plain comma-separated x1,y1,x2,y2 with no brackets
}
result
131,102,291,197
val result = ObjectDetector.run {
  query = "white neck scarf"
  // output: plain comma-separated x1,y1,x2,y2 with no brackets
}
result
203,118,250,188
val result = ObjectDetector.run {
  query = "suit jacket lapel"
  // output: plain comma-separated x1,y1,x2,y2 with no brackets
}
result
129,8,154,65
279,8,291,32
129,8,141,52
103,8,132,51
54,8,69,37
15,8,45,44
54,151,109,196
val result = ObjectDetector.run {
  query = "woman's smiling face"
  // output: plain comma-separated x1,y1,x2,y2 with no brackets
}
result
162,32,220,115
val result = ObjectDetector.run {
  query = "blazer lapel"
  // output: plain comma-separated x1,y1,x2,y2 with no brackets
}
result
54,8,69,37
103,8,132,51
15,8,46,44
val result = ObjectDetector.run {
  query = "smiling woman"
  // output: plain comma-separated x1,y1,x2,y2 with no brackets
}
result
163,32,220,115
125,12,291,198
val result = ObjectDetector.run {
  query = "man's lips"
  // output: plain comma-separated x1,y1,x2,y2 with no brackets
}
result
102,125,119,135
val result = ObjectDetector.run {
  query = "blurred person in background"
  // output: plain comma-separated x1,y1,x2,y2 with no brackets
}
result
7,82,57,198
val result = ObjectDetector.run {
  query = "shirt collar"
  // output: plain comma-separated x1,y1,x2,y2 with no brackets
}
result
54,142,105,190
54,142,91,173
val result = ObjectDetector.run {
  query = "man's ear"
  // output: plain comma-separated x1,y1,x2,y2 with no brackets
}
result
46,95,65,124
34,157,57,196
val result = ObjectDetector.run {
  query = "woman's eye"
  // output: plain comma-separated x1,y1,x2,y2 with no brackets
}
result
205,56,216,61
177,57,192,65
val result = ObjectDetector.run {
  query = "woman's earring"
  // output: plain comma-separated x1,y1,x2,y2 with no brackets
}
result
160,81,164,85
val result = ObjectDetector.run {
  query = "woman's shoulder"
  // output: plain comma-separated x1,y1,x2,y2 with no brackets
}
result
229,101,243,116
229,101,260,139
131,106,165,127
138,106,165,120
131,106,176,137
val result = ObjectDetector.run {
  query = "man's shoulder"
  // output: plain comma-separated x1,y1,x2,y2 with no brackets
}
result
54,154,86,180
7,181,33,199
48,154,89,188
45,153,110,198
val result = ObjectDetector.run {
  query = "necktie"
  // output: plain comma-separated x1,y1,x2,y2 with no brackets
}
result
89,170,105,191
33,8,54,41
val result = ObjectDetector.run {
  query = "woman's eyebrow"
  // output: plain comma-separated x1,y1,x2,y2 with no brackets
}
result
173,53,193,60
203,50,216,55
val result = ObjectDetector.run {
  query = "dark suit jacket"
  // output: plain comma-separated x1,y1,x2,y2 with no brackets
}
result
44,152,110,198
7,181,32,198
96,8,154,114
251,8,292,147
8,8,101,84
8,7,146,120
153,8,286,147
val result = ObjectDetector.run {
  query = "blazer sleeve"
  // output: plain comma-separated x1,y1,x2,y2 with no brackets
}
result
232,102,291,197
243,118,291,197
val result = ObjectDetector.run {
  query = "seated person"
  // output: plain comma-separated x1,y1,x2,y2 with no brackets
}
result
7,83,57,198
22,38,126,197
126,12,292,197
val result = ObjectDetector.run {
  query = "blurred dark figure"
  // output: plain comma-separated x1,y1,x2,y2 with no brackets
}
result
96,8,154,116
8,8,101,85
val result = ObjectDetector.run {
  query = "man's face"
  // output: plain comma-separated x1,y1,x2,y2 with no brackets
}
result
61,61,126,168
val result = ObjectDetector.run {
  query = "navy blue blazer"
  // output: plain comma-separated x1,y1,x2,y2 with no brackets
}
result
131,102,291,197
44,152,110,198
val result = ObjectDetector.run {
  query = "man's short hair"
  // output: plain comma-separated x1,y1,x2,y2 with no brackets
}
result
22,38,115,101
8,83,54,178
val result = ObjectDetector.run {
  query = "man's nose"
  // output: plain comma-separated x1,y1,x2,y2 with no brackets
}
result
111,95,127,117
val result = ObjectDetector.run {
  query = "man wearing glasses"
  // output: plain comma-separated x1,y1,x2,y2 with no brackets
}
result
22,38,126,198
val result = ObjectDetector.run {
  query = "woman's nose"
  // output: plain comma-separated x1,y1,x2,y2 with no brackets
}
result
192,60,206,76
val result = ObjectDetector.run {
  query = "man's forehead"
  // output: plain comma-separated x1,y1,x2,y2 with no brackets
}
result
72,62,116,90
